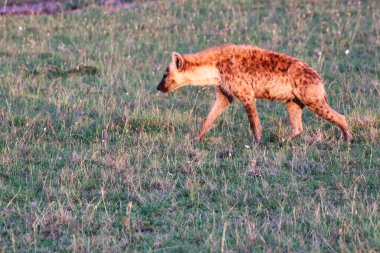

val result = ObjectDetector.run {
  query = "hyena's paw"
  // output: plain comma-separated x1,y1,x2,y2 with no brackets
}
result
344,132,353,143
288,126,303,141
289,132,302,141
191,135,202,144
253,137,262,145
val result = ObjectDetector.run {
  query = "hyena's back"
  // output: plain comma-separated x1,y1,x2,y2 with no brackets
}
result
214,46,326,104
212,46,351,141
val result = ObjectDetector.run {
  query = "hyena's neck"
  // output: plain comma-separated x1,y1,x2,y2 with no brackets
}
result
187,64,220,86
182,48,226,86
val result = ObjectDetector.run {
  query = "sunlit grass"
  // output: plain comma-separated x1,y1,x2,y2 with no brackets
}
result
0,0,379,251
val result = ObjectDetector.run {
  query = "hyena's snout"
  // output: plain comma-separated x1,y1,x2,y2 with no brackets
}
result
156,83,162,91
157,78,170,93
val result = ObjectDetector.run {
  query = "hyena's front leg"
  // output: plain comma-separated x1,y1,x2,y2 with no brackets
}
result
242,98,262,144
194,87,233,142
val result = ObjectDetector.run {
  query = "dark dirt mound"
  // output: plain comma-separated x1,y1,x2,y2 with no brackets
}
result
0,0,136,15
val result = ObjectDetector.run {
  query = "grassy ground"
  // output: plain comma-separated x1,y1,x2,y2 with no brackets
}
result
0,0,379,251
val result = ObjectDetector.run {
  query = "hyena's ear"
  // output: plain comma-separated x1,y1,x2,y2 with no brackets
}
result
172,52,185,71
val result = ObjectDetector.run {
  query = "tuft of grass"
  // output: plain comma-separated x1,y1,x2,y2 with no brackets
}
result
0,0,379,252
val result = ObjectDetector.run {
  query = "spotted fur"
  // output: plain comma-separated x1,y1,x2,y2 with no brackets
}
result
157,44,352,143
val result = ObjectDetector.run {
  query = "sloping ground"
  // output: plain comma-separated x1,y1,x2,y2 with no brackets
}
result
0,0,134,15
3,0,55,4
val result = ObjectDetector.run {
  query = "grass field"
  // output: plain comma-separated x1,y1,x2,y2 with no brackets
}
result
0,0,379,251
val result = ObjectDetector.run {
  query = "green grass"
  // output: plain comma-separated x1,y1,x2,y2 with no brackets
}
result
0,0,379,251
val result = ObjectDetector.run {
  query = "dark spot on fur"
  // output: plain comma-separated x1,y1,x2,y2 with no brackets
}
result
277,61,293,72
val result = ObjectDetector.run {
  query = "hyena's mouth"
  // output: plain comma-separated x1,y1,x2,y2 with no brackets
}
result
157,85,169,93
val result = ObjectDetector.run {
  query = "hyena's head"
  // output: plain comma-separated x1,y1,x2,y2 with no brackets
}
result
157,52,191,93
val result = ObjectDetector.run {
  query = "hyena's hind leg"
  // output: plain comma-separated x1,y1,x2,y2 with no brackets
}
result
286,99,305,139
194,87,233,142
307,99,352,142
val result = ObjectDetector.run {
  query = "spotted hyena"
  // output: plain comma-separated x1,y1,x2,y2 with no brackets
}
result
157,44,352,144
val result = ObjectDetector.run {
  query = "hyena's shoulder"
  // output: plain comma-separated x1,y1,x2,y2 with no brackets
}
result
186,44,264,67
